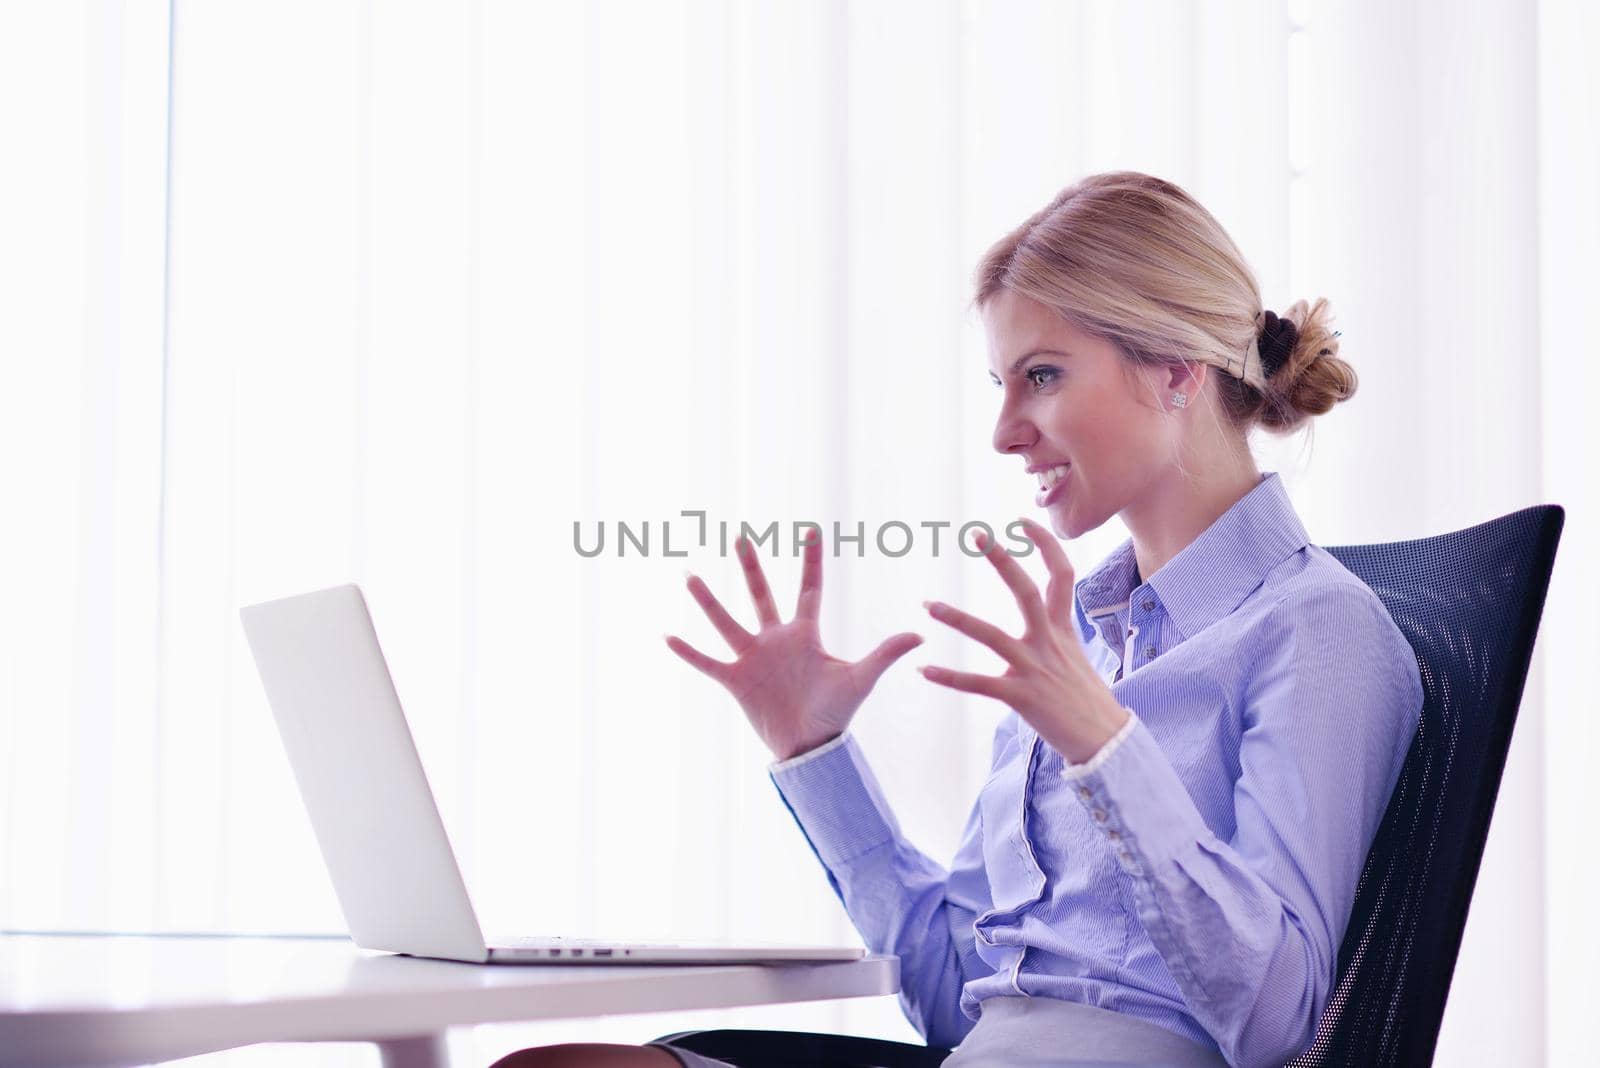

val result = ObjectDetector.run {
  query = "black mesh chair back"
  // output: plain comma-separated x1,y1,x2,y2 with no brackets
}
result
1286,503,1564,1066
655,504,1565,1068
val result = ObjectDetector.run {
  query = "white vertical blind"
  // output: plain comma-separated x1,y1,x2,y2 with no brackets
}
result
1537,2,1600,1059
2,2,1594,1065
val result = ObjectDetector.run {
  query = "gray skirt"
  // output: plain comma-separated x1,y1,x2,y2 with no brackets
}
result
649,995,1229,1067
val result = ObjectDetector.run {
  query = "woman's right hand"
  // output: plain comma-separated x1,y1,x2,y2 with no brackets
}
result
665,528,924,761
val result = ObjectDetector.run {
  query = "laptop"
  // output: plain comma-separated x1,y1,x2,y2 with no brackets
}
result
238,582,866,966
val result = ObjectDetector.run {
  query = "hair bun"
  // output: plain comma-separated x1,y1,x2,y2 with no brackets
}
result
1256,298,1357,433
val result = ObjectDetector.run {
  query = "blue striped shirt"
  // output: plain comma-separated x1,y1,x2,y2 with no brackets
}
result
768,471,1423,1068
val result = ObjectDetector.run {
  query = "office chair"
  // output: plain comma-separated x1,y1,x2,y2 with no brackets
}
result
652,504,1564,1068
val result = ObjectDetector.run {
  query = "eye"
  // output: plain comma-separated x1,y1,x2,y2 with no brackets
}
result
1026,366,1059,390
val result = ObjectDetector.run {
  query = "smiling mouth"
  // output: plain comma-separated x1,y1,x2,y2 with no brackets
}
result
1034,464,1070,507
1035,463,1070,492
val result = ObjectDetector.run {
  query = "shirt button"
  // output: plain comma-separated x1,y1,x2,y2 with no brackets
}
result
1146,647,1157,658
1077,786,1092,800
1142,600,1154,611
1093,809,1107,822
1119,849,1132,861
1125,626,1134,636
1107,830,1121,841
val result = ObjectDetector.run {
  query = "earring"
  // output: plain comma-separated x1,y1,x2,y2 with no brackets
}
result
1170,392,1188,409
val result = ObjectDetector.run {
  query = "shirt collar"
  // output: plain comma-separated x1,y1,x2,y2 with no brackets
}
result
1073,470,1311,644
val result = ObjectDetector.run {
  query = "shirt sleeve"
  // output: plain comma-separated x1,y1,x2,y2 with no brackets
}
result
767,716,1014,1049
1058,583,1423,1068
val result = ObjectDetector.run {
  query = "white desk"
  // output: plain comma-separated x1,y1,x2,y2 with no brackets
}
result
0,933,900,1068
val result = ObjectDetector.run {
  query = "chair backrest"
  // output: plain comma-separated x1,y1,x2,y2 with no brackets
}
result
1285,503,1564,1067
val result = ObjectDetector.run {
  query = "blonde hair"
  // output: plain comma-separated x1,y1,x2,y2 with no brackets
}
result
969,171,1355,441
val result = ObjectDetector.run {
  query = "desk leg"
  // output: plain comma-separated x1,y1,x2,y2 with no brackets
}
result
375,1033,449,1068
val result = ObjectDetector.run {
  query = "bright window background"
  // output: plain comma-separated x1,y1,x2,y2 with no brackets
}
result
1,2,1594,1066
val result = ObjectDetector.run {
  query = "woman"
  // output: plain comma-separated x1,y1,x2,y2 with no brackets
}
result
491,171,1423,1068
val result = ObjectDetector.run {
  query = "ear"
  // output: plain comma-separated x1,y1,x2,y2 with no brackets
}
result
1167,360,1205,398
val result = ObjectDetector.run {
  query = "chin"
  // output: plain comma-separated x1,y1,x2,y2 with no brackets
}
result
1047,507,1075,540
1049,499,1109,542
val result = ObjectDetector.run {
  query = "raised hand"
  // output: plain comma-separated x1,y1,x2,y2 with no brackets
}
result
665,528,923,761
919,519,1130,765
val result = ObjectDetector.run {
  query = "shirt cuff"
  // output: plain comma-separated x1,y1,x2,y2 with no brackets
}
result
1060,707,1139,781
1062,715,1215,874
767,730,902,867
768,730,851,773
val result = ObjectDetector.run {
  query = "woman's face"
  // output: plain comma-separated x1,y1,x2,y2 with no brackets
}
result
983,289,1178,541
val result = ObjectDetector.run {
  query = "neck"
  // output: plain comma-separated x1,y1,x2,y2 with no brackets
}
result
1124,454,1262,584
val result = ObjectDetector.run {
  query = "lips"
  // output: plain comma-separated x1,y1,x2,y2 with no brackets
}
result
1035,465,1071,508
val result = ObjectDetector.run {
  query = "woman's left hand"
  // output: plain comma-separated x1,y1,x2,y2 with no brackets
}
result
919,517,1130,765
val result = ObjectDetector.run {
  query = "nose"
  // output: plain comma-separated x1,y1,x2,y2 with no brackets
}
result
992,400,1036,457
